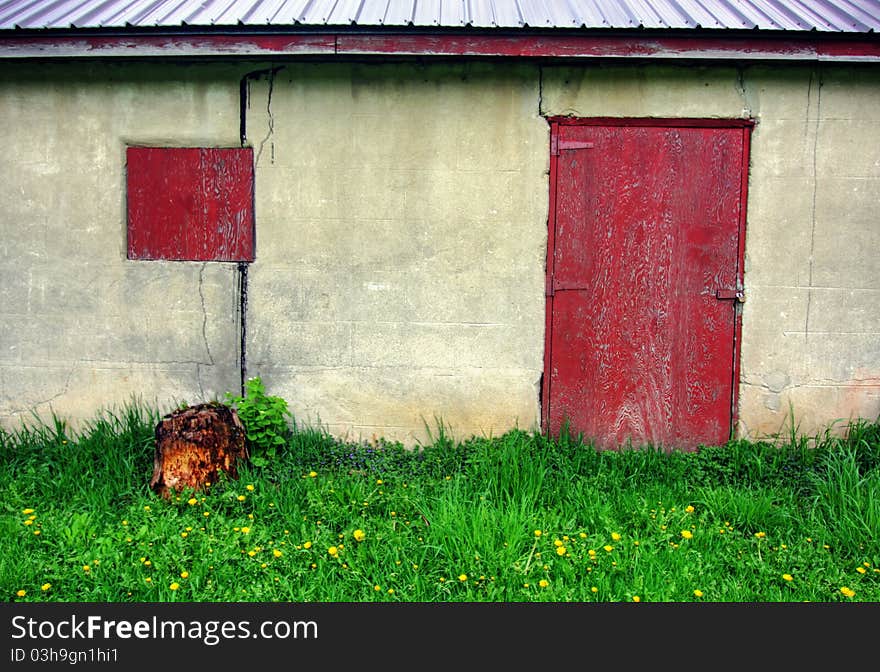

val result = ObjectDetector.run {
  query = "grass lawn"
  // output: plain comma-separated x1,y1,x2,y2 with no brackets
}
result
2,402,878,603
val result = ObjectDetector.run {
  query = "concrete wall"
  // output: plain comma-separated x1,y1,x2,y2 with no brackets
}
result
1,58,877,445
0,63,245,426
244,63,548,444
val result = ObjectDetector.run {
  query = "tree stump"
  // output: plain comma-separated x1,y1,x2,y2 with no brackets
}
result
149,402,248,498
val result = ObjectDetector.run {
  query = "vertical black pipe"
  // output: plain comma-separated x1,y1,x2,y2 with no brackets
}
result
238,261,248,398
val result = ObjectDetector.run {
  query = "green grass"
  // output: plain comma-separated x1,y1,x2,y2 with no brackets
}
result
1,403,878,603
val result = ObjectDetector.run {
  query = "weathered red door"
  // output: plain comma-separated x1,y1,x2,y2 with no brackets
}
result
543,119,751,451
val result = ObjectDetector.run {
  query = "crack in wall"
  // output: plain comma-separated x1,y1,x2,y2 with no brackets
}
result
537,65,544,116
804,66,823,343
198,262,215,367
253,66,283,168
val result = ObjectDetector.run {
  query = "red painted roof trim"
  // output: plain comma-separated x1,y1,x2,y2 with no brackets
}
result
0,31,878,61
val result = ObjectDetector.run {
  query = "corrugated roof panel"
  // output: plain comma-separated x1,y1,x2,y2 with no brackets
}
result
490,0,524,28
0,0,878,32
328,0,366,24
412,0,441,26
237,0,289,23
437,0,465,26
268,0,311,24
17,0,92,27
618,0,676,29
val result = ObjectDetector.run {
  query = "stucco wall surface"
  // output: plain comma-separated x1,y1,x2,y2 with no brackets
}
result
244,63,548,445
0,63,246,427
0,59,877,446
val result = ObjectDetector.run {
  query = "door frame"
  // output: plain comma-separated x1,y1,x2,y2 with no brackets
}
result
542,116,754,444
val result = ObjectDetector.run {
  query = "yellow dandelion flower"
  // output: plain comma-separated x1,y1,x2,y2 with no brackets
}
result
303,541,312,549
459,574,468,582
353,529,366,542
180,532,188,538
376,479,383,485
556,546,566,556
539,579,549,588
33,530,41,536
144,577,152,583
41,583,51,591
240,527,250,534
782,574,794,582
16,590,26,597
603,545,613,552
553,539,563,547
180,571,189,579
248,550,256,557
237,495,246,502
187,498,197,505
273,549,283,558
82,565,91,572
591,586,598,593
374,585,381,591
588,549,597,556
693,589,704,598
681,530,693,540
856,567,867,575
23,520,33,526
864,562,871,568
144,506,150,511
840,586,855,598
387,588,394,595
309,471,317,478
611,532,621,541
534,530,542,537
633,596,641,602
246,484,254,491
169,582,180,591
754,532,766,539
22,508,35,515
328,546,338,557
685,505,695,513
203,511,210,517
579,532,587,539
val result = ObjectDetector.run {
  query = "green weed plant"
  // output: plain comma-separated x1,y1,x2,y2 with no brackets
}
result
225,377,292,467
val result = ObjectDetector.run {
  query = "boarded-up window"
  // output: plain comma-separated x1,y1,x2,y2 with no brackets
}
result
126,147,254,262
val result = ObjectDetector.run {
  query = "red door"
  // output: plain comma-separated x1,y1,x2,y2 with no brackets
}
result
543,119,751,451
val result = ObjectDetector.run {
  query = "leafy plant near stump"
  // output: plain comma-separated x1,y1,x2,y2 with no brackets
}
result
225,377,292,467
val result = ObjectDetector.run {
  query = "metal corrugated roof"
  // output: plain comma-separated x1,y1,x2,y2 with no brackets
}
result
0,0,878,32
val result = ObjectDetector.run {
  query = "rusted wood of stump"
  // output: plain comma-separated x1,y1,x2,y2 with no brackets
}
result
149,403,248,498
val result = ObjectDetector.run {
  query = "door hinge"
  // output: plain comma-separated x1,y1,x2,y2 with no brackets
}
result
551,137,594,156
716,288,745,303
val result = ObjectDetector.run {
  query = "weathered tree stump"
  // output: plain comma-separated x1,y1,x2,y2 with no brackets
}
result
149,402,248,498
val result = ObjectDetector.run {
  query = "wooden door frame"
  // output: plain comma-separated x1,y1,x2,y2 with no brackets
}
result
542,116,754,443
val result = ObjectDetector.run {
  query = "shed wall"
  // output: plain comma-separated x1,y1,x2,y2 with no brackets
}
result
1,59,877,445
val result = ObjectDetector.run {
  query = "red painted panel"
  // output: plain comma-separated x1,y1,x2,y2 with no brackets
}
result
127,147,254,262
3,33,879,62
546,122,748,451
